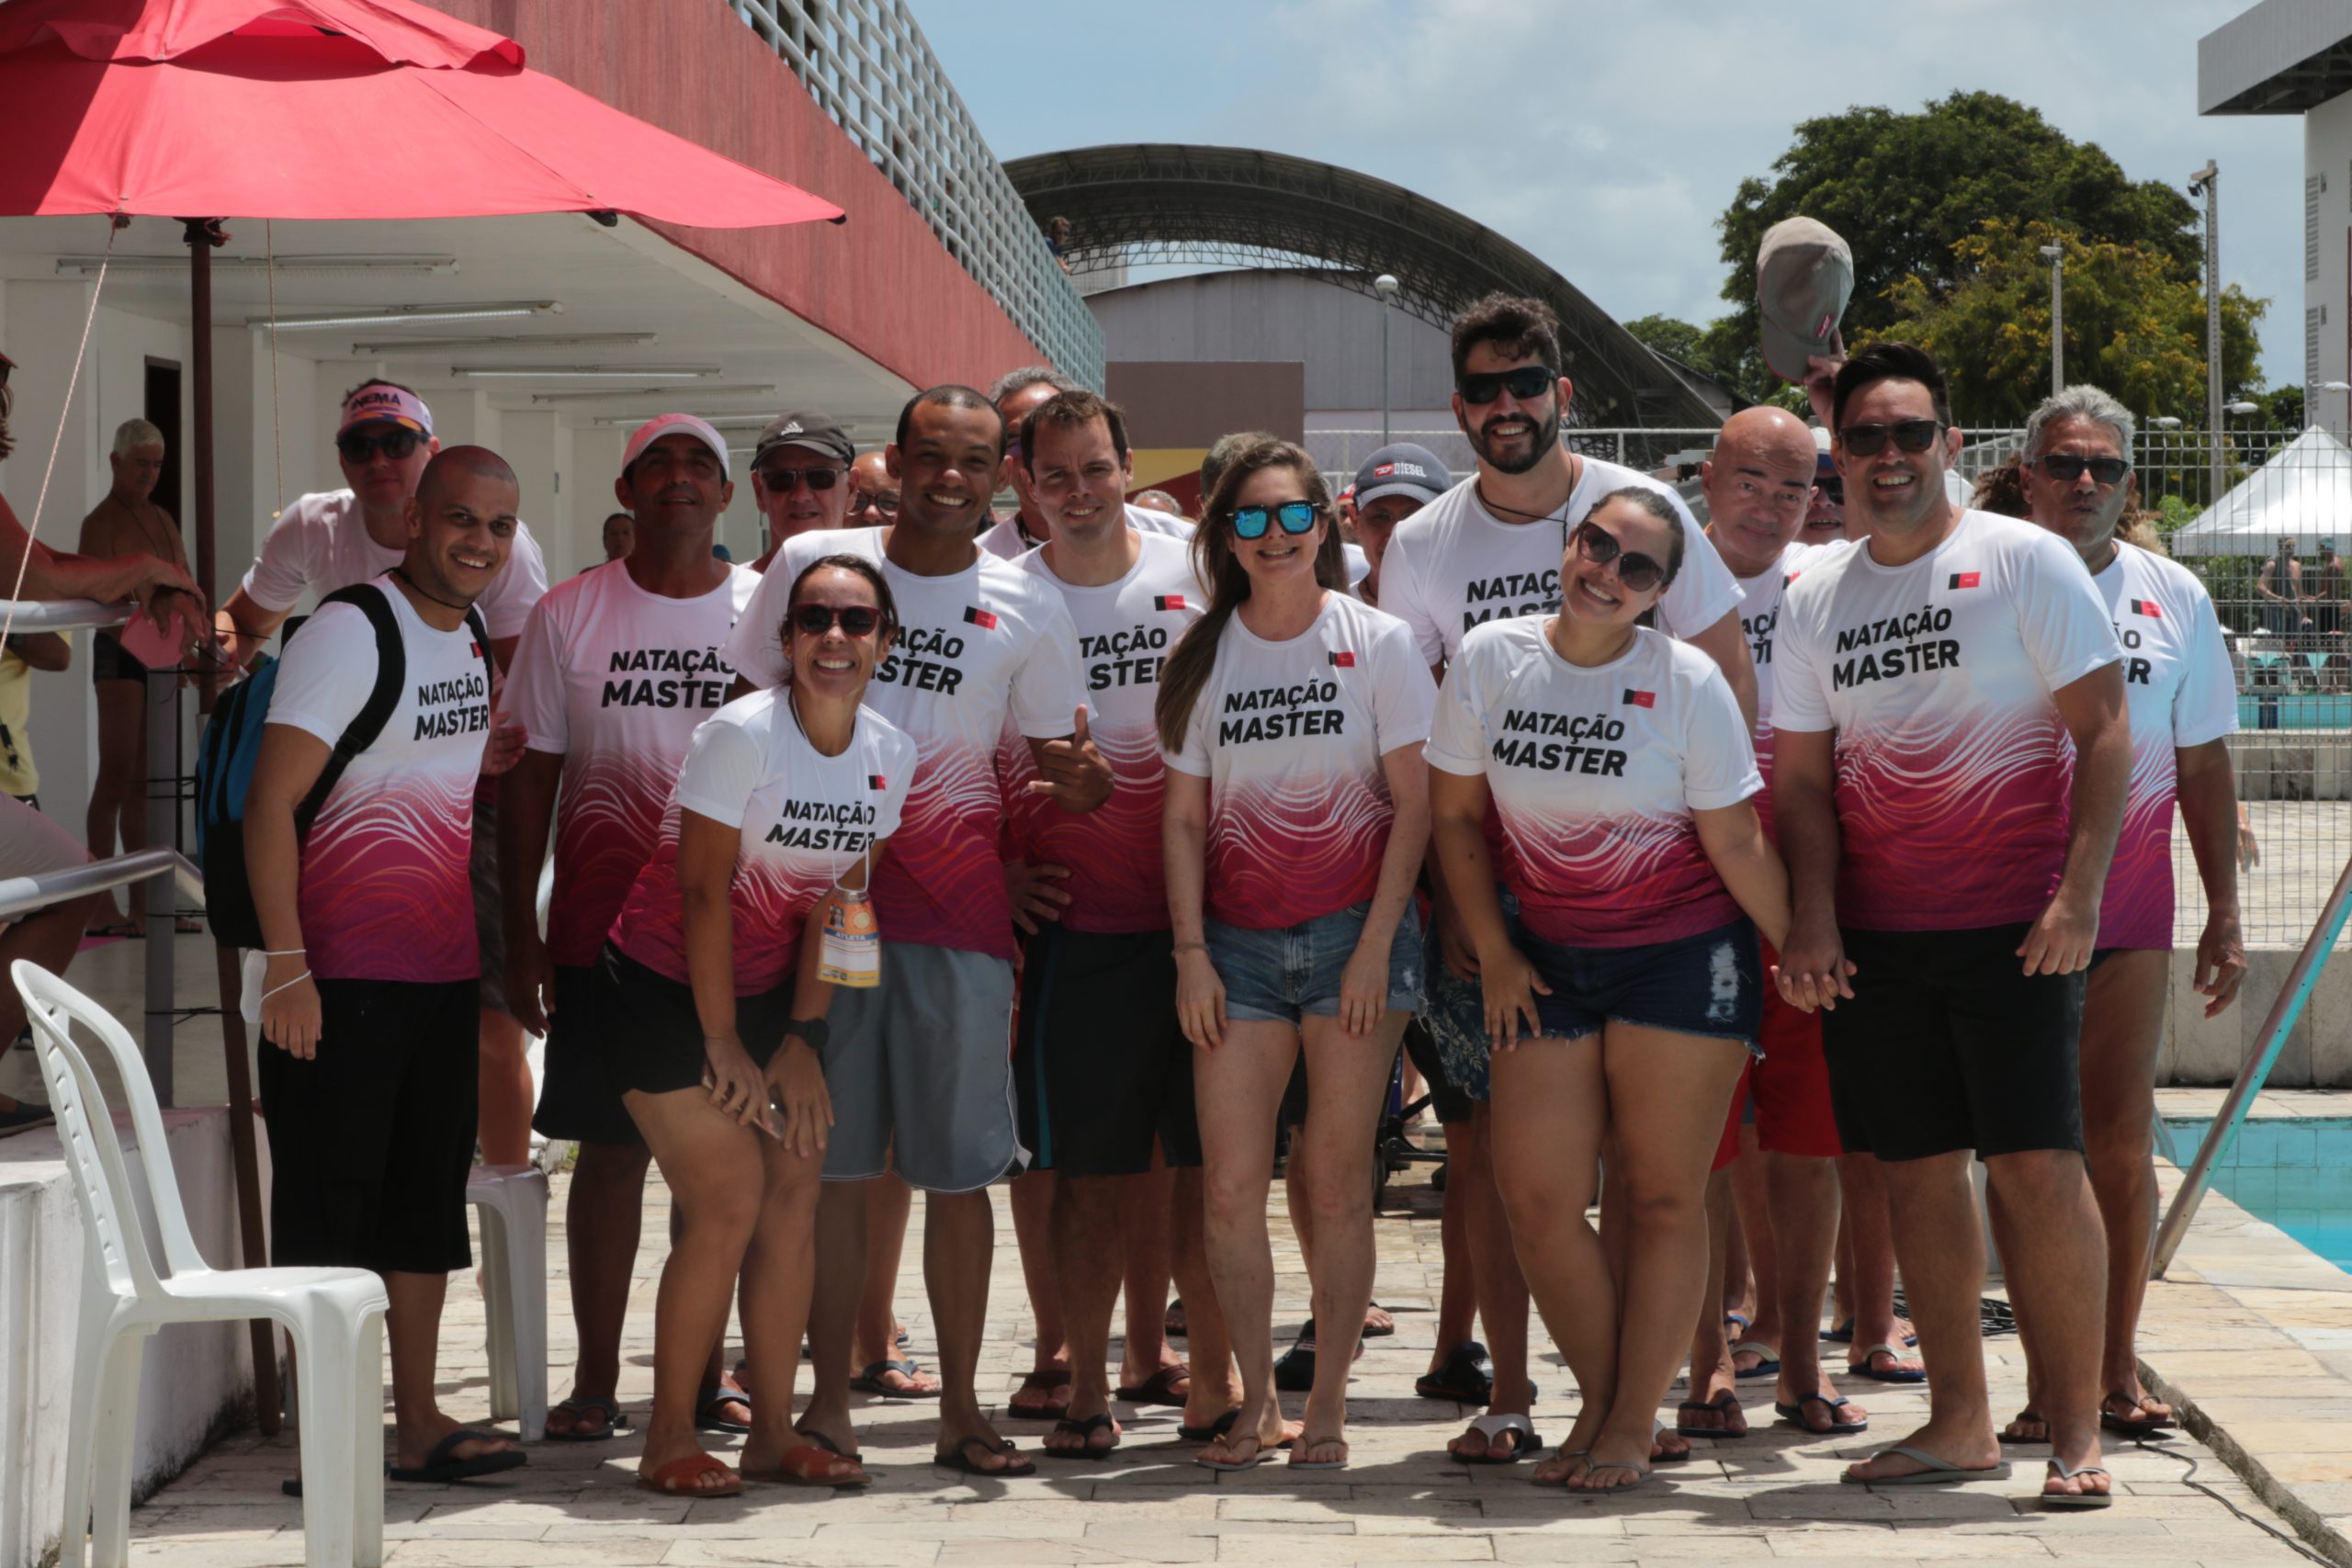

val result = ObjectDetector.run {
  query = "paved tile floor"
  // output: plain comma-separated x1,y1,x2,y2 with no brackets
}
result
119,1163,2328,1568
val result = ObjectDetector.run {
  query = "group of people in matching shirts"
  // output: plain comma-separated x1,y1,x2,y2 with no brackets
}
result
230,290,2247,1513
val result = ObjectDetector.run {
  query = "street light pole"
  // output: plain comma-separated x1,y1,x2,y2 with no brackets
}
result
2039,243,2064,395
2189,161,2222,504
1374,273,1400,446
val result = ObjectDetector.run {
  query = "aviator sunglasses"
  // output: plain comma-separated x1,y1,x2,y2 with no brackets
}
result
2035,453,2131,485
1569,519,1667,593
1457,366,1557,405
1838,419,1944,457
792,604,883,637
336,426,425,464
1230,500,1323,539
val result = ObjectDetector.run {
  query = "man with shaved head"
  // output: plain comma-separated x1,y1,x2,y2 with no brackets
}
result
246,443,532,1487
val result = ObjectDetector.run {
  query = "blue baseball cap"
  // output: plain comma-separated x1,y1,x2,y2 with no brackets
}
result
1353,443,1451,507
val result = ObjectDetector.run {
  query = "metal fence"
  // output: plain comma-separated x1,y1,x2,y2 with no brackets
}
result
725,0,1106,389
1320,424,2352,950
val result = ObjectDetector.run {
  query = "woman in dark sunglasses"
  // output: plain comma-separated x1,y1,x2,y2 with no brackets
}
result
594,554,915,1496
1153,439,1436,1473
1426,487,1800,1496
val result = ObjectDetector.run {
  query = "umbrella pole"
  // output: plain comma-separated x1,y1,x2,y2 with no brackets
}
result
180,220,222,606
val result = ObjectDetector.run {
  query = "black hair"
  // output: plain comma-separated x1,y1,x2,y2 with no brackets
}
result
785,552,901,667
1450,293,1563,382
895,384,1004,456
1020,389,1130,474
1831,342,1952,433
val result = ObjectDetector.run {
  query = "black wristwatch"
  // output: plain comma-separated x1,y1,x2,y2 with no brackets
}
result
782,1018,829,1051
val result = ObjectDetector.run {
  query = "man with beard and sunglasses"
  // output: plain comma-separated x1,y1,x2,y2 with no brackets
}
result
1377,293,1752,1465
1773,343,2128,1506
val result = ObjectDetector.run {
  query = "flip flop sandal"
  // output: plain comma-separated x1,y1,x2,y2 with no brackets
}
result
1840,1445,2010,1486
1676,1390,1748,1439
1006,1367,1071,1418
1413,1339,1494,1404
1195,1431,1275,1472
1164,1298,1187,1338
1178,1407,1241,1443
637,1452,739,1497
1724,1312,1751,1335
2099,1393,2176,1438
1847,1342,1927,1383
1362,1302,1396,1337
933,1435,1035,1477
2041,1459,2115,1509
1450,1412,1543,1464
543,1393,631,1442
1042,1412,1120,1460
390,1429,528,1484
1287,1432,1349,1471
793,1427,862,1463
742,1442,869,1488
1573,1461,1654,1495
1650,1420,1693,1464
1730,1340,1782,1380
1999,1408,2050,1447
1114,1362,1192,1406
1826,1317,1917,1346
850,1358,941,1399
694,1384,752,1433
1774,1394,1868,1435
1530,1446,1589,1489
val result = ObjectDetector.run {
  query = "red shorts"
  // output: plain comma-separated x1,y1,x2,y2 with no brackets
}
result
1712,970,1842,1169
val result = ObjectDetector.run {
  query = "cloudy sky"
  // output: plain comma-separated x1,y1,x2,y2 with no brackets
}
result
914,0,2309,387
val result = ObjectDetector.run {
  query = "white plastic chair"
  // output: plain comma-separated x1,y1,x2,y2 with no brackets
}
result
12,962,388,1568
466,1164,548,1441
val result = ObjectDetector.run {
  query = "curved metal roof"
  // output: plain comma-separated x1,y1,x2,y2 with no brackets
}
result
1003,142,1721,431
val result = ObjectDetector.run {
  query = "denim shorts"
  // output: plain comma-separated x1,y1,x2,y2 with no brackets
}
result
1204,901,1424,1026
1418,885,1521,1103
1519,918,1763,1053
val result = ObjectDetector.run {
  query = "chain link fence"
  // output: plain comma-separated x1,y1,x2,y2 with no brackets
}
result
1319,424,2352,950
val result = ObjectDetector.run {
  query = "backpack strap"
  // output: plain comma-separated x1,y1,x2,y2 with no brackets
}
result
291,583,406,837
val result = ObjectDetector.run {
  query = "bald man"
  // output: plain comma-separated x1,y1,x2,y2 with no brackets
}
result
843,450,899,529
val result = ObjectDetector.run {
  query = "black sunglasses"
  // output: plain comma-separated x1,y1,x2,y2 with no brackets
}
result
1231,500,1321,539
791,604,882,637
1815,473,1844,505
1570,519,1666,593
760,465,844,492
2035,454,2130,486
848,490,900,515
1838,419,1943,457
336,427,424,464
1458,367,1557,405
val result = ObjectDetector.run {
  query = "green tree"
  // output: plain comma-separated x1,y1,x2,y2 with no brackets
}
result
1623,314,1708,366
1710,92,2203,400
1869,220,2265,425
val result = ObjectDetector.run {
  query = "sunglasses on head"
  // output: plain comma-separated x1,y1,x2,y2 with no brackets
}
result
2035,453,2130,485
791,604,882,637
1230,500,1321,539
1569,519,1667,593
336,427,424,464
1838,419,1943,457
1457,367,1557,405
759,465,844,493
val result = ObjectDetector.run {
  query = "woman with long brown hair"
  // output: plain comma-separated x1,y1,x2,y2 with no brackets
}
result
1155,438,1434,1472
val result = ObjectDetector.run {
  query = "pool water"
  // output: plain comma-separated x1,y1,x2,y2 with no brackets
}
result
2163,1116,2352,1269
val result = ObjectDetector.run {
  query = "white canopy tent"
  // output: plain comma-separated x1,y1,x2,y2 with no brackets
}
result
2173,425,2352,556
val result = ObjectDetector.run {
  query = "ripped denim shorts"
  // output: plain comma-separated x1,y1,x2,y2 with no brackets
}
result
1518,917,1762,1055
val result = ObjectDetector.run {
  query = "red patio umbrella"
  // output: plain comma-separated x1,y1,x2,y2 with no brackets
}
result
0,0,844,1431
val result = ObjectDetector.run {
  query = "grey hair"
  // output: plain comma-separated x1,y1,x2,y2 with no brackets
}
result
2024,385,2134,461
112,417,165,457
986,366,1079,405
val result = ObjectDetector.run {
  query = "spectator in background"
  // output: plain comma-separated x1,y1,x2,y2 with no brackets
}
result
984,368,1190,559
747,412,854,571
2257,535,2310,677
845,450,899,527
1134,489,1187,519
1968,455,2029,520
78,418,195,937
2314,539,2346,688
0,628,69,805
1046,216,1074,274
600,512,635,564
1802,428,1853,544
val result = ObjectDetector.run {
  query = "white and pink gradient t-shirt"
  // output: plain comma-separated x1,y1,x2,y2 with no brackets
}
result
724,527,1085,961
1774,508,2122,932
1166,592,1435,931
1002,532,1206,934
266,577,493,982
2081,543,2238,949
503,560,760,967
1731,538,1836,836
608,692,914,993
1427,619,1760,948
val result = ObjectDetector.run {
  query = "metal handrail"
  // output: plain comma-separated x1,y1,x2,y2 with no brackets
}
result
0,846,203,922
0,597,134,634
2153,847,2352,1275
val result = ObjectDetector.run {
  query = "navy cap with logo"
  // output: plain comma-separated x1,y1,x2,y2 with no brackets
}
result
752,411,854,467
1352,442,1452,508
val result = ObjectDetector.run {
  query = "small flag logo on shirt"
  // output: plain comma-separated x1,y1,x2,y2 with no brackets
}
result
1154,594,1187,612
963,606,999,629
1329,650,1357,668
1623,688,1657,709
2131,599,2162,618
469,641,482,659
867,773,888,790
1948,571,1982,590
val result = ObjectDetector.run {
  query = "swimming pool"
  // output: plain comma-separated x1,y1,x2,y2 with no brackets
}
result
2163,1116,2352,1269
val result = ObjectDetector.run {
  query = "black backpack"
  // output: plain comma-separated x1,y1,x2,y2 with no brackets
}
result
197,582,489,949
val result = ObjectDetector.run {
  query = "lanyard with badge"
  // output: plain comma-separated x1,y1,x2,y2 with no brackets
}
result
786,688,881,988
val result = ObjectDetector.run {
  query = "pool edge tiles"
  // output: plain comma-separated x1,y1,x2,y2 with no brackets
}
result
2143,1149,2352,1568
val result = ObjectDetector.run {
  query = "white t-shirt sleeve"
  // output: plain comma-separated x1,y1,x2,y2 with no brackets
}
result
2016,532,2122,692
723,563,793,689
1165,670,1215,777
673,715,765,829
240,505,326,613
1008,595,1086,740
1771,598,1834,734
1369,617,1437,752
478,524,551,642
1681,664,1764,809
505,598,570,756
1380,537,1446,669
2173,582,2240,748
1654,496,1745,638
1423,660,1488,776
263,600,379,746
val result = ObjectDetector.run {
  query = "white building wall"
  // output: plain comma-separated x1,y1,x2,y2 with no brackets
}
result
2310,90,2352,434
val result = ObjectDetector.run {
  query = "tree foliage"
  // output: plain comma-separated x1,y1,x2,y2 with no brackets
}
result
1868,220,2265,425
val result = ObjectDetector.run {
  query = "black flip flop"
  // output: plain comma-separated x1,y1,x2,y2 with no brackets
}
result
1177,1407,1240,1443
850,1358,940,1399
695,1384,752,1434
1042,1412,1120,1460
1676,1390,1748,1439
933,1435,1035,1477
542,1393,630,1442
388,1429,527,1484
1413,1339,1494,1404
1774,1394,1868,1435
